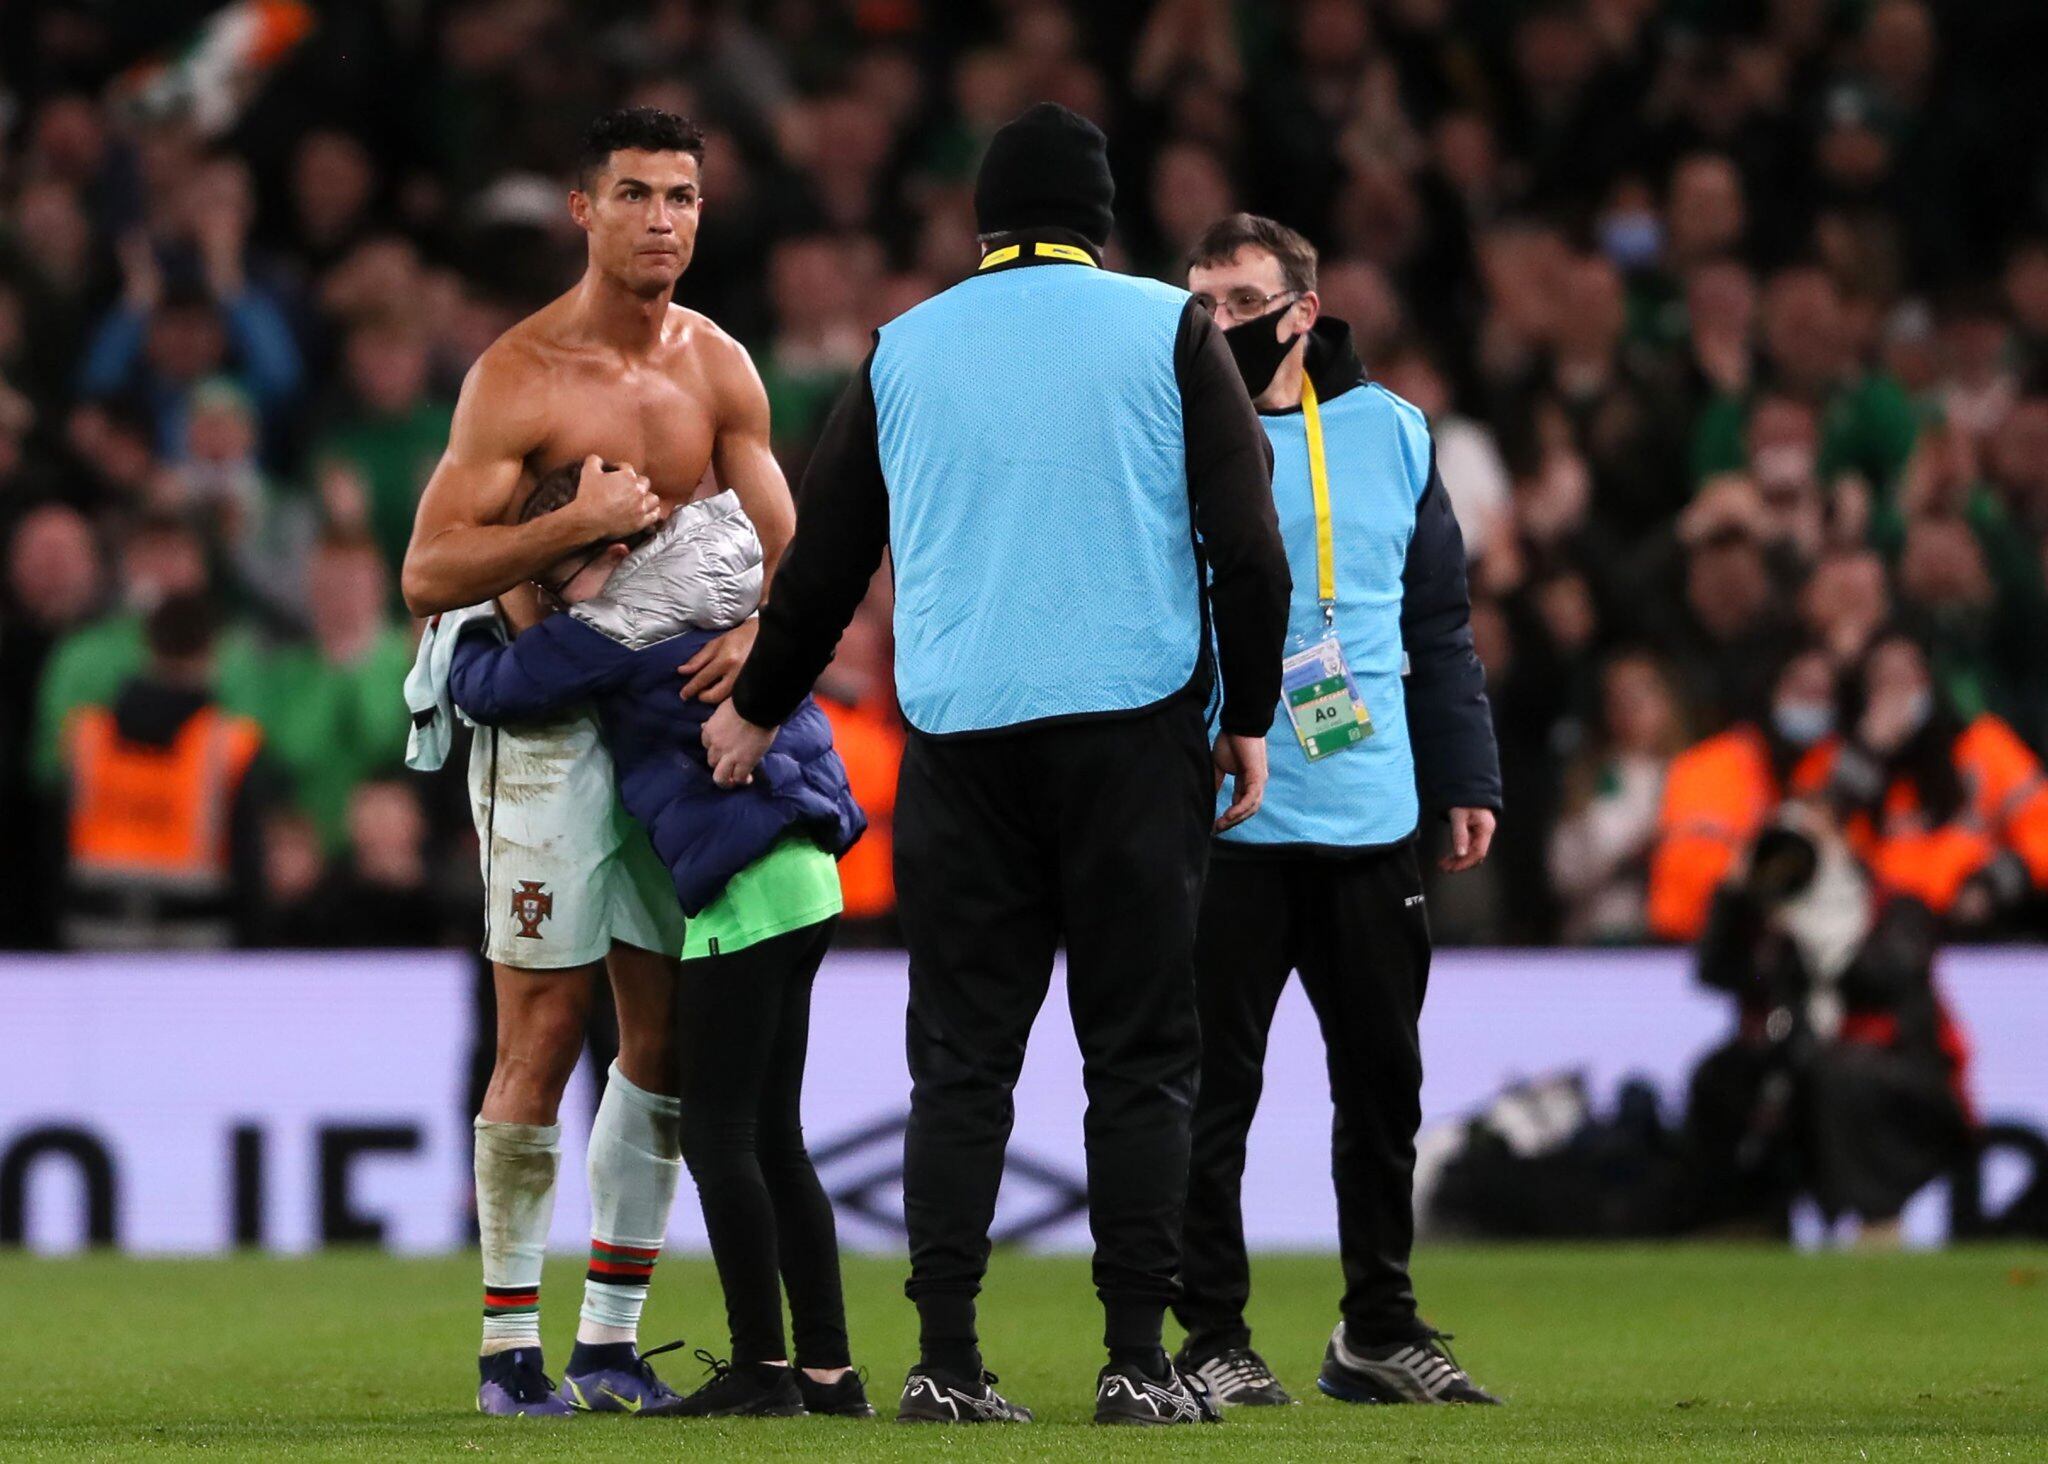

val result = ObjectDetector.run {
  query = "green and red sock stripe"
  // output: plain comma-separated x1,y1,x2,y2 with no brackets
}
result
483,1284,540,1316
586,1239,660,1286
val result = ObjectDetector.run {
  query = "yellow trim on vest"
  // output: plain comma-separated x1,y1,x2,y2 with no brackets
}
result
977,241,1101,270
1301,375,1336,626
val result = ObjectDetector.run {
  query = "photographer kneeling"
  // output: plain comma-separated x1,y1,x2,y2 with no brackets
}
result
1685,800,1972,1240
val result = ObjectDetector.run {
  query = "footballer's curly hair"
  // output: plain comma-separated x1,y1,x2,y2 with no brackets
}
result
577,107,706,191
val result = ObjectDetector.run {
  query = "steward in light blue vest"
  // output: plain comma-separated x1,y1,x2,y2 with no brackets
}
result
731,232,1291,748
871,257,1201,733
1220,317,1501,851
727,99,1292,1414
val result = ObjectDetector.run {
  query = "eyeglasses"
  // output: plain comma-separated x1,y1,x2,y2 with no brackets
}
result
1192,287,1301,322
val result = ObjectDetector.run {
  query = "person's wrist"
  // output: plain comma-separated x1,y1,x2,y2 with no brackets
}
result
731,679,774,729
555,498,601,544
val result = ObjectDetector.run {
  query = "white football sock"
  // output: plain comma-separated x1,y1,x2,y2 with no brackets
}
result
577,1063,682,1346
475,1118,562,1355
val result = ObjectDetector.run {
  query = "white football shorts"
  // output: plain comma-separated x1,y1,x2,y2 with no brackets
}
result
467,710,684,969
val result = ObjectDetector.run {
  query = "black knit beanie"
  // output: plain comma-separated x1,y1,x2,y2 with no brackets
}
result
973,103,1115,245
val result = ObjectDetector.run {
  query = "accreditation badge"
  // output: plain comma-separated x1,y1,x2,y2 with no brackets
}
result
1281,637,1373,761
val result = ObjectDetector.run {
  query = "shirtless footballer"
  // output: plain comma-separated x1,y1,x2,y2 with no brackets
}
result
400,108,795,1417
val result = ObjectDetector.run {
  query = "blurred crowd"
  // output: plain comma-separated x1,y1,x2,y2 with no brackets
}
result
4,0,2048,950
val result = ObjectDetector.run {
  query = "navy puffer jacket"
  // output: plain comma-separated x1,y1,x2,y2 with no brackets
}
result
449,616,865,916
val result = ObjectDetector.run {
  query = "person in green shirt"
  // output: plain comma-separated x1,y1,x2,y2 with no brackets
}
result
758,242,865,458
33,513,268,785
664,831,859,1417
307,318,454,577
678,829,843,960
1690,266,1919,503
243,532,416,847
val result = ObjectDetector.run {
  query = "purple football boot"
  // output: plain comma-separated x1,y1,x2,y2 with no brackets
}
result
477,1347,575,1417
558,1340,687,1415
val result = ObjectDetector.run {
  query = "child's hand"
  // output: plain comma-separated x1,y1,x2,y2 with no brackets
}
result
679,619,759,702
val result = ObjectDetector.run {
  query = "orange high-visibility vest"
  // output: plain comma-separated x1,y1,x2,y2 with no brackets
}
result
66,704,263,894
1813,713,2048,914
821,697,902,921
1647,726,1835,942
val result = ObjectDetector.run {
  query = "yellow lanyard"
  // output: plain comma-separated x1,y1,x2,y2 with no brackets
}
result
1301,375,1336,630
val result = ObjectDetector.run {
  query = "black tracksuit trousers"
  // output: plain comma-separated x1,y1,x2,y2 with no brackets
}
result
893,695,1214,1369
1174,842,1434,1357
674,918,851,1368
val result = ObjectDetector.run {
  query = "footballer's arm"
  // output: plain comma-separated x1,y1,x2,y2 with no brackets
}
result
401,349,663,616
677,329,797,702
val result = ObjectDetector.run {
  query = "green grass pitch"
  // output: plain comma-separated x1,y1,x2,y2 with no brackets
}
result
1,1245,2042,1459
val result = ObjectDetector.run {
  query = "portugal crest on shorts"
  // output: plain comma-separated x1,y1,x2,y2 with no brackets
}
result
510,880,554,939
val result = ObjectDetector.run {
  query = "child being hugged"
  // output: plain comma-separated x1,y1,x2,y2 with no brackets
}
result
449,464,874,1420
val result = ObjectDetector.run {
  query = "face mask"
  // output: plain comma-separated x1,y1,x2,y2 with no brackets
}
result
1773,699,1834,747
1223,303,1301,396
1598,211,1663,272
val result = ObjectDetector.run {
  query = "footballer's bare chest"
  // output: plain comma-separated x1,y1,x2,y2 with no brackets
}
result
526,343,720,505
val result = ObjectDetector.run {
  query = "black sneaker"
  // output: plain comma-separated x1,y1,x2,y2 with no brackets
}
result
1177,1345,1295,1407
895,1366,1033,1423
651,1350,806,1417
796,1367,877,1418
1093,1362,1221,1425
1317,1326,1502,1405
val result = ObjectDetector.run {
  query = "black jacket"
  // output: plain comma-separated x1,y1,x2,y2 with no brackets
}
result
1697,882,1945,1054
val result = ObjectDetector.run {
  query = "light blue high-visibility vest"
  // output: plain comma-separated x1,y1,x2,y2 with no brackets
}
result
871,261,1199,735
1218,381,1433,849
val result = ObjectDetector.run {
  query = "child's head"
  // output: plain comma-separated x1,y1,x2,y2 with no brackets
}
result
520,462,630,604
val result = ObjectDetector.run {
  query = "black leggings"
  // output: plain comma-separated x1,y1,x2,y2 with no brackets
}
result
674,917,850,1368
